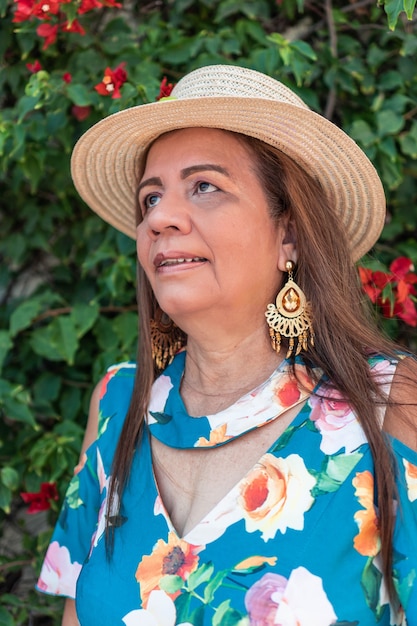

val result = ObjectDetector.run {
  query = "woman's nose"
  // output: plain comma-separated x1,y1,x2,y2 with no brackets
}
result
146,194,192,238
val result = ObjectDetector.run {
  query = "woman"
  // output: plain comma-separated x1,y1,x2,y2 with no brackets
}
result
37,65,417,625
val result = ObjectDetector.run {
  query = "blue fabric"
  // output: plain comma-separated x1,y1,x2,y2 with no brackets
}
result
36,353,417,625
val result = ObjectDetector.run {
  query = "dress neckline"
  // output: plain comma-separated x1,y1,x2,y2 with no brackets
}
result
146,351,318,449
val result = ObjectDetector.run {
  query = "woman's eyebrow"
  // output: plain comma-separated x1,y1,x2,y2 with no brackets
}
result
180,164,230,179
138,164,231,195
137,176,162,194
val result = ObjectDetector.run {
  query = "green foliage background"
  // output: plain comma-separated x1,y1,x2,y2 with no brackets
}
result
0,0,416,623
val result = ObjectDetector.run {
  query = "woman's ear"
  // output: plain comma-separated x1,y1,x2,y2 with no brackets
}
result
276,217,298,271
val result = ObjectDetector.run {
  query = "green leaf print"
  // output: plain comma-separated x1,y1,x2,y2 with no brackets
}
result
175,592,193,622
311,452,363,497
66,475,84,509
150,411,172,425
187,563,215,591
213,600,243,626
361,556,386,620
159,574,183,594
203,570,228,604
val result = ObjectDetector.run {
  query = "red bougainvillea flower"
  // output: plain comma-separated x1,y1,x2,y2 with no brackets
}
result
13,0,35,23
95,62,127,99
26,60,42,73
72,105,91,121
156,76,175,101
62,72,72,83
78,0,121,13
61,18,86,35
359,257,417,327
32,0,61,19
21,482,59,514
36,21,59,48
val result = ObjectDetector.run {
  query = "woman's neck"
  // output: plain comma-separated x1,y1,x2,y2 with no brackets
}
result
180,327,284,416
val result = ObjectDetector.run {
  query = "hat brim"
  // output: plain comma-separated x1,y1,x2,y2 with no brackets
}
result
71,96,386,261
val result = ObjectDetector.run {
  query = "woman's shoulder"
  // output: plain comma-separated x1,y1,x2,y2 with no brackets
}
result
383,352,417,456
95,361,137,438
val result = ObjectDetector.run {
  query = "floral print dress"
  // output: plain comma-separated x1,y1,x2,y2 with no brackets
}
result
37,352,417,625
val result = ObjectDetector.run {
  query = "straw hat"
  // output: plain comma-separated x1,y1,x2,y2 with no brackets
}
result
71,64,386,261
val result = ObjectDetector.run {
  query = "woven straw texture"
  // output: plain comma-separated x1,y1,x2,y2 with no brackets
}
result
71,65,386,261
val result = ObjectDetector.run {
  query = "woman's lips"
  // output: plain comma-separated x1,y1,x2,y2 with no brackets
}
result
153,253,207,268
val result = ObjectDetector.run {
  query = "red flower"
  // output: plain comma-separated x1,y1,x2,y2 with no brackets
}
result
13,0,35,23
359,257,417,327
78,0,101,12
72,105,91,121
62,72,72,83
21,482,59,514
32,0,61,19
61,18,86,35
78,0,121,12
156,76,175,101
36,21,58,48
95,62,127,99
26,60,42,73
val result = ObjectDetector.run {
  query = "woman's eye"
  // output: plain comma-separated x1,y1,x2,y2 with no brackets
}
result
197,181,218,194
144,193,160,210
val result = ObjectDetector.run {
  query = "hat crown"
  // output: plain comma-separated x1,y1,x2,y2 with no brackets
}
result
171,65,309,110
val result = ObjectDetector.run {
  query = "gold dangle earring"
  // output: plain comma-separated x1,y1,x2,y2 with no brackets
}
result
265,261,314,358
150,308,185,370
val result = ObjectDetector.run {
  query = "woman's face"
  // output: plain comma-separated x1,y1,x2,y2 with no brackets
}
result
136,128,290,328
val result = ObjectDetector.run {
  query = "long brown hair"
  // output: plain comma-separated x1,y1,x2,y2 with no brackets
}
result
107,130,402,600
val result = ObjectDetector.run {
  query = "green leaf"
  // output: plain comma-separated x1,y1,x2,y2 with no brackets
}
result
2,395,37,427
9,298,44,337
0,604,15,626
66,84,95,107
149,411,172,425
0,483,12,515
187,562,214,591
326,452,363,483
291,40,317,61
159,575,184,594
376,109,404,136
1,467,19,490
213,601,242,626
382,0,406,29
203,570,228,603
71,301,100,338
404,0,417,19
0,331,13,372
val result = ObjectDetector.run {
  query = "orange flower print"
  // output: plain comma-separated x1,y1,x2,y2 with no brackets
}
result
403,459,417,502
135,532,199,606
196,424,232,447
275,379,301,407
239,453,315,540
353,471,380,557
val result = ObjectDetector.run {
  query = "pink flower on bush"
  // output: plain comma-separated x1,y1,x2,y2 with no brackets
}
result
37,541,82,596
21,482,58,513
62,72,72,83
245,572,287,625
309,389,366,454
26,60,42,73
95,62,127,98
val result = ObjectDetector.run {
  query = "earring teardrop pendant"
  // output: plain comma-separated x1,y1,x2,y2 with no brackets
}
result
265,265,314,358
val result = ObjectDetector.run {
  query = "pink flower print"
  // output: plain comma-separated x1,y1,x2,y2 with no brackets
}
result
245,572,287,625
275,567,338,625
37,541,82,597
309,389,366,454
